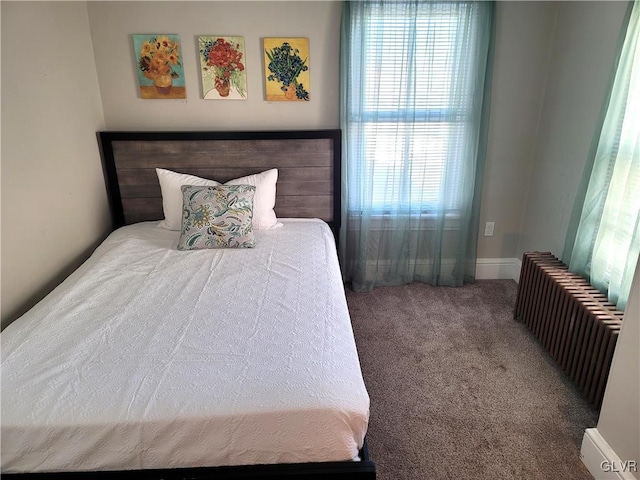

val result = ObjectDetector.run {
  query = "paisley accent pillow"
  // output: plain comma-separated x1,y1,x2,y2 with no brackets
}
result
177,185,256,250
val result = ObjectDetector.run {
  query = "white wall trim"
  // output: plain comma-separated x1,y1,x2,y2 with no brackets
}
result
476,257,522,282
581,428,639,480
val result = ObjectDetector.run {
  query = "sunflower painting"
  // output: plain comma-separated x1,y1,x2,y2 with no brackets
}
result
133,34,186,99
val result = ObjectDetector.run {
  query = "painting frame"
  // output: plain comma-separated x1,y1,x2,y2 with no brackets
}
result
132,34,186,99
199,36,248,100
263,37,310,101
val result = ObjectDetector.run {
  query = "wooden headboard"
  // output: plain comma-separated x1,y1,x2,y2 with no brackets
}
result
98,130,342,234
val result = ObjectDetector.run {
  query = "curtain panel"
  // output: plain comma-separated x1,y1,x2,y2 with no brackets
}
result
564,1,640,310
339,0,494,292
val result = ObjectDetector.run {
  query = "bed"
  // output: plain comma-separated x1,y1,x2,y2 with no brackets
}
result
1,130,376,479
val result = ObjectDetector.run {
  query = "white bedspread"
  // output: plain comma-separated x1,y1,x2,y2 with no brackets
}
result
1,219,369,473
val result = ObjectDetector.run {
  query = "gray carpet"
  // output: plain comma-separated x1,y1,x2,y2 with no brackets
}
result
346,280,597,480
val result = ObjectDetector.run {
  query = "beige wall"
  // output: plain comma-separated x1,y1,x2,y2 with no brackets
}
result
517,1,629,259
1,2,110,329
597,261,640,478
87,1,341,130
478,1,557,259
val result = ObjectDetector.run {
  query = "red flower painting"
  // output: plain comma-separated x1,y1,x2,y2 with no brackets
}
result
199,36,247,99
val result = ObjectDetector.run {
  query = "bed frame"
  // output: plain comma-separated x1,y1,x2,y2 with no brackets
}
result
3,130,374,480
98,129,343,240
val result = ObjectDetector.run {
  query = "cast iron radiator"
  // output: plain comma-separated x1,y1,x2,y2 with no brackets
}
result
514,252,624,409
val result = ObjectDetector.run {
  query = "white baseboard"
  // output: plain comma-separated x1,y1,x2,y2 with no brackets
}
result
581,428,639,480
475,257,521,282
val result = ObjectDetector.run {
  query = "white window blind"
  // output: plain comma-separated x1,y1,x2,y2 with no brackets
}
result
347,1,485,212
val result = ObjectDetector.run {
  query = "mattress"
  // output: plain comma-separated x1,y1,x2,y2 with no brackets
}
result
1,219,369,473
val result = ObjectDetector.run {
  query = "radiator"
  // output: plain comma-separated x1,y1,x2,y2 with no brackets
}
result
514,252,624,409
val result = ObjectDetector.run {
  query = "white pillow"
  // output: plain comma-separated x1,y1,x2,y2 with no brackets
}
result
156,167,281,231
157,169,219,230
223,169,280,230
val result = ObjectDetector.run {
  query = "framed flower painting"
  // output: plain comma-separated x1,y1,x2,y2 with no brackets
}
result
133,34,186,99
199,36,247,100
263,38,310,101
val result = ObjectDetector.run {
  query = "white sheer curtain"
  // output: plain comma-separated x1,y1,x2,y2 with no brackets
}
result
340,0,494,292
567,1,640,310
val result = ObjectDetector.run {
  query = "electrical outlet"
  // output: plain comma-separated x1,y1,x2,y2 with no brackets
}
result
484,221,495,237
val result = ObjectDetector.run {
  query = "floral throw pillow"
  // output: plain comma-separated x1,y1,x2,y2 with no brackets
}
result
177,185,256,250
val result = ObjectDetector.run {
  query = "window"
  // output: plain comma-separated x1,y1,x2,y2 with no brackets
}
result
344,1,491,213
340,1,493,291
567,1,640,310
